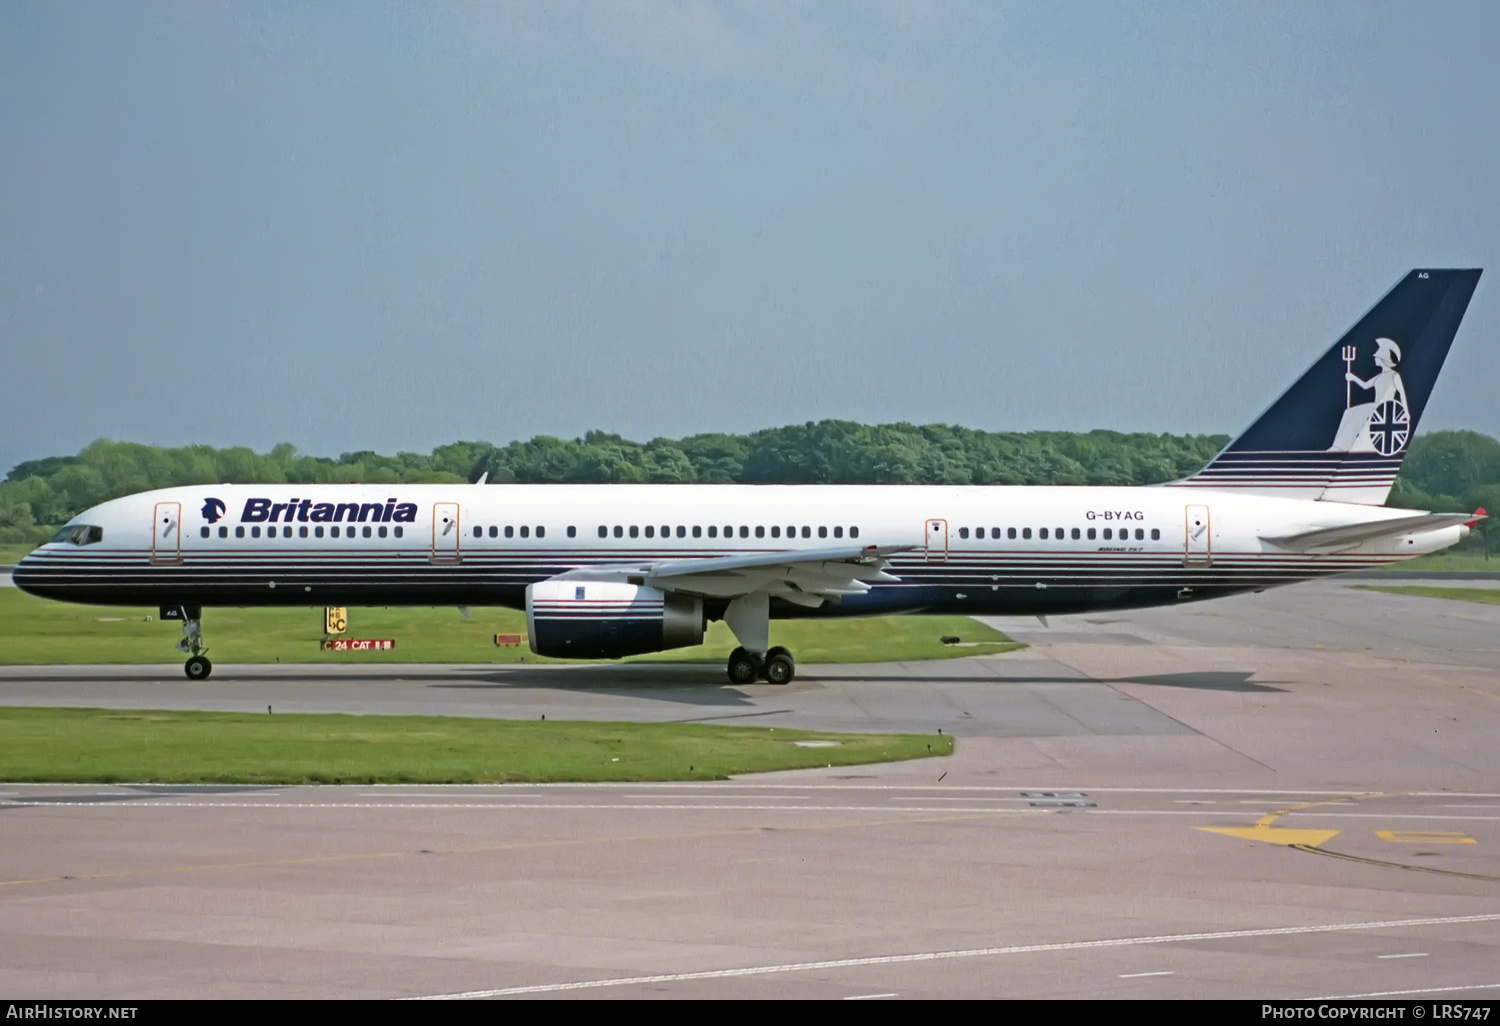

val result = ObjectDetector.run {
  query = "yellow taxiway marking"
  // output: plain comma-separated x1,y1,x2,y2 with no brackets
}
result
1376,830,1477,844
1199,823,1340,847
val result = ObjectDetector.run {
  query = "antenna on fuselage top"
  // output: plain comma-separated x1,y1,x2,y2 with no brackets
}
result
475,472,488,485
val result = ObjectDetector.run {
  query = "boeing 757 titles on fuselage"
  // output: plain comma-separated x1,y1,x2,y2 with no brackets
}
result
15,269,1486,684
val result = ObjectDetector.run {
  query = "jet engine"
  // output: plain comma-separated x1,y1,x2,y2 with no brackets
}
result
526,580,704,658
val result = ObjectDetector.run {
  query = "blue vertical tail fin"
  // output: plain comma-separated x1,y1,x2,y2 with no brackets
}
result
1176,268,1482,504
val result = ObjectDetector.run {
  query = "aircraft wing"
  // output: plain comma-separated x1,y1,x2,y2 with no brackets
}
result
549,544,913,605
1262,511,1482,552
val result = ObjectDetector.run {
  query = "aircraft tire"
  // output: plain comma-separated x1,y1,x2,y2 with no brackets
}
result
766,646,793,668
727,648,761,686
763,652,795,686
184,656,212,681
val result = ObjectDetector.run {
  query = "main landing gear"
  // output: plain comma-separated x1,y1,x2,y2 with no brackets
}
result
727,646,795,686
175,610,212,680
722,592,795,685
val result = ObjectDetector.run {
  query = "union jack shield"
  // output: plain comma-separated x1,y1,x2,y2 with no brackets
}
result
1368,399,1410,456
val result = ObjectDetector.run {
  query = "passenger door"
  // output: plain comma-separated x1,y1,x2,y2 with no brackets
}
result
1184,505,1211,564
432,502,461,563
924,518,948,563
151,502,182,563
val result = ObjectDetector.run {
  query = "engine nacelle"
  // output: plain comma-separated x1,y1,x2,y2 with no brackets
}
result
526,580,704,658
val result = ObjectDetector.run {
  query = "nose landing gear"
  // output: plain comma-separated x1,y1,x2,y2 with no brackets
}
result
175,610,212,680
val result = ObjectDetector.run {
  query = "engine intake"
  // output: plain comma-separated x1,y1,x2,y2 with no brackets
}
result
526,580,704,659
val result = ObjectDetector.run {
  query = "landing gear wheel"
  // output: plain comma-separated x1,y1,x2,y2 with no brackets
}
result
764,651,795,686
184,655,212,681
727,647,762,686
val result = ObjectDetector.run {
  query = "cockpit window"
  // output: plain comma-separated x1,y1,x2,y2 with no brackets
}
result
51,525,103,546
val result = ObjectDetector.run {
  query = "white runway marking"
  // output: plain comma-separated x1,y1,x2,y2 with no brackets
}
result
1118,970,1174,978
1319,983,1500,999
843,993,897,1000
1376,953,1428,959
410,913,1500,999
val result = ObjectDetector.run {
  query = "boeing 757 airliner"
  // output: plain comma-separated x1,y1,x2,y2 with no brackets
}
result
14,269,1486,683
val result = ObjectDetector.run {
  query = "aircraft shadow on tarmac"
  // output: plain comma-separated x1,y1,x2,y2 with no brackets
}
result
426,665,1290,696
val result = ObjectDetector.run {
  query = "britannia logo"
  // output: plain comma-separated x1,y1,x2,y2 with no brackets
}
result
1329,337,1409,455
201,497,227,524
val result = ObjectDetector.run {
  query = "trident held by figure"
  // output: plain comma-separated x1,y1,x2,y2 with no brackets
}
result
1341,344,1357,407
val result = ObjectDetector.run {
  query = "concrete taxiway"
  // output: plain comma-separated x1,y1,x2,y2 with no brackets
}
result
1,579,1498,998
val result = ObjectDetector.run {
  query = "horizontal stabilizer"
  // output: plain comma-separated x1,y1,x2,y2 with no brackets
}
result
1263,512,1481,552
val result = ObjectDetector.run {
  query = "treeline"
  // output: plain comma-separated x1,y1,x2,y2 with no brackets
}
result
3,425,1498,551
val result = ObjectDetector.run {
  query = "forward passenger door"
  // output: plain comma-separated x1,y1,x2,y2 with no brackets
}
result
432,502,461,563
151,502,181,564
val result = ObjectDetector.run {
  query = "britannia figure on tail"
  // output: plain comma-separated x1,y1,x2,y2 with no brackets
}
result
1330,337,1410,455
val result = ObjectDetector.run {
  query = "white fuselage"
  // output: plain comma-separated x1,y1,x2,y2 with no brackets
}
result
14,483,1462,620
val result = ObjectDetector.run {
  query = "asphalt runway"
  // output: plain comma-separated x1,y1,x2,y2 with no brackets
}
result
2,579,1499,998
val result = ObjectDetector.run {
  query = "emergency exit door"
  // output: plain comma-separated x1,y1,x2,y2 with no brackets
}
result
924,518,948,563
432,503,461,563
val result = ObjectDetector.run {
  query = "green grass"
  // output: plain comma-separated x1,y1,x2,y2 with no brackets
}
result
0,542,40,565
1355,585,1500,606
0,707,952,783
0,589,1020,665
1365,551,1498,572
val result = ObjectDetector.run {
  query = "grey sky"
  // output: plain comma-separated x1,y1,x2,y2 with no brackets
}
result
1,1,1495,472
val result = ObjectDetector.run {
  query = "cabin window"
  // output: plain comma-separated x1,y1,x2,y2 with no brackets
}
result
1039,528,1048,540
692,526,702,538
850,526,859,539
235,526,245,538
1006,528,1015,539
394,526,403,538
362,526,372,538
329,526,338,538
676,526,685,538
377,526,387,538
1135,528,1144,541
251,526,261,538
489,526,498,538
739,526,749,538
1022,528,1032,540
818,526,828,538
661,525,669,537
519,525,530,538
219,526,228,538
724,525,733,538
314,526,324,538
958,527,969,540
537,525,545,538
1087,527,1096,540
645,525,655,539
506,526,515,538
770,526,780,538
755,526,765,538
1054,527,1063,539
300,526,309,538
200,526,210,538
473,526,482,538
1151,528,1160,540
707,526,718,538
1071,527,1081,540
1103,528,1112,540
598,526,607,538
834,526,843,539
801,526,811,538
628,526,638,538
613,525,623,538
567,526,577,538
